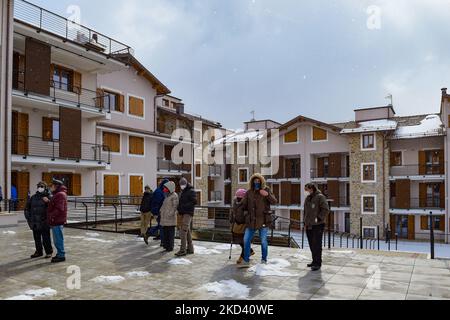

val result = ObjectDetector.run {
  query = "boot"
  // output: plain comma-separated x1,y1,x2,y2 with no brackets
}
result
31,252,43,259
51,256,66,264
236,256,244,264
175,251,187,257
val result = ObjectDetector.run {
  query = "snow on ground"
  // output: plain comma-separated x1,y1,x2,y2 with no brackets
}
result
85,232,101,238
126,271,151,278
168,258,193,265
248,258,299,277
67,236,115,244
200,280,250,299
194,246,221,255
90,276,126,284
214,244,240,251
2,231,16,235
6,288,57,300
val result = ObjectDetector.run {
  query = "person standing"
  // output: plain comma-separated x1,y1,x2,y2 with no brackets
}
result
24,182,53,259
303,183,329,271
175,178,197,257
240,174,277,268
150,178,170,242
11,184,18,211
160,181,178,252
140,185,153,245
44,179,68,264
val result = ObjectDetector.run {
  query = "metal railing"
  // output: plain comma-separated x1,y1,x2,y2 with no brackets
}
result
310,167,350,179
209,191,222,202
13,71,110,113
157,158,191,173
14,0,132,56
12,135,111,164
390,197,444,210
208,165,222,177
390,164,444,177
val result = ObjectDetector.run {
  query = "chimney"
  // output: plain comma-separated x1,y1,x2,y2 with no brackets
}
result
175,103,185,115
442,88,448,96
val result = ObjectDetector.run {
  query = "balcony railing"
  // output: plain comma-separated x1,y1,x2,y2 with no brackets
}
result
390,164,444,177
390,197,444,210
209,191,222,202
326,197,351,208
14,0,132,56
208,165,222,177
13,70,109,113
12,135,111,164
310,167,349,179
157,158,191,173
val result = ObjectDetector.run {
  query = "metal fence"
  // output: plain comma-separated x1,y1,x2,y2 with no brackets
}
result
310,167,350,179
390,164,444,176
157,158,191,173
390,197,444,210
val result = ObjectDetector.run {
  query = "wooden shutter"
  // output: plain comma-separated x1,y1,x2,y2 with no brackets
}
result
290,210,301,230
438,150,445,175
195,164,201,178
96,89,105,109
327,180,340,207
290,183,301,205
129,136,144,155
72,174,82,196
317,158,325,178
390,215,396,232
25,38,51,95
275,156,285,179
104,175,119,197
17,112,29,155
329,153,341,178
103,132,120,153
280,181,292,206
439,216,445,232
59,107,81,159
42,117,53,141
419,184,427,208
129,96,144,117
440,183,445,209
42,173,53,186
272,184,280,203
118,94,125,113
408,216,415,240
395,179,411,209
208,178,214,201
16,172,30,210
421,216,428,230
72,71,82,94
130,176,143,196
284,129,298,143
313,127,327,141
418,151,426,175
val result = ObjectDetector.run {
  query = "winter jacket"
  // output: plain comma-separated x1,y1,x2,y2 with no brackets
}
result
151,179,169,216
139,191,153,213
242,174,277,230
304,190,329,229
47,186,68,227
230,197,246,235
24,190,51,231
177,184,197,216
160,182,179,227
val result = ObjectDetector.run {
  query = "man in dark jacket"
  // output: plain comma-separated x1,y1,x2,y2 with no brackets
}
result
175,178,197,257
240,174,277,268
303,183,329,271
149,178,169,242
44,179,68,264
25,182,53,259
140,186,153,244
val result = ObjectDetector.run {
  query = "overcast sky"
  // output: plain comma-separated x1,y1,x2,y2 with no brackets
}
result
31,0,450,129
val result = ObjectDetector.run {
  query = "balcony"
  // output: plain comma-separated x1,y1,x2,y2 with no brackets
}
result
265,159,301,181
208,165,222,177
209,191,222,203
157,158,191,174
14,0,132,57
390,197,445,210
12,135,110,169
325,196,350,208
390,164,444,178
310,167,349,180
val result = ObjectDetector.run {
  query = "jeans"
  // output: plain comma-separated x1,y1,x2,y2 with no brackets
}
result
51,226,65,258
244,228,268,263
306,224,325,267
33,228,53,255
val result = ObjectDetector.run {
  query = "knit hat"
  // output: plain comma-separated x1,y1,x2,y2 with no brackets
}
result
235,189,247,199
164,181,176,194
179,177,188,187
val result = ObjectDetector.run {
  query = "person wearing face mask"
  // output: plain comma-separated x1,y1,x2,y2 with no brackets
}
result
24,182,53,259
239,174,277,268
175,178,197,257
149,178,170,245
160,181,179,252
303,183,329,271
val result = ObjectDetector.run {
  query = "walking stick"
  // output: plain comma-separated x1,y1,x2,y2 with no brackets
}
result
229,223,234,260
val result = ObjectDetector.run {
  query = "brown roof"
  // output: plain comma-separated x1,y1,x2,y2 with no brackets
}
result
279,115,342,132
158,107,222,128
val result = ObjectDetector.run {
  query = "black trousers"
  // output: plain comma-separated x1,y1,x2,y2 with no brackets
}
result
162,226,175,251
33,228,53,255
306,224,325,267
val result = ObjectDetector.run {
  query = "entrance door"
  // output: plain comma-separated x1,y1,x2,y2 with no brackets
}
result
129,175,143,205
393,215,413,240
11,171,30,210
104,175,120,204
290,210,301,230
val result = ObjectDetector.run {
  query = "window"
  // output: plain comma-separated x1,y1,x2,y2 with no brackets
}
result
362,164,376,182
312,127,327,142
238,168,249,184
129,96,144,117
195,191,202,205
238,142,249,158
103,90,124,113
362,196,376,214
195,164,202,178
391,151,402,166
52,65,73,92
103,132,121,153
164,145,174,161
42,117,60,141
129,136,144,156
284,128,298,144
163,99,170,107
363,227,376,239
362,134,375,150
421,215,445,231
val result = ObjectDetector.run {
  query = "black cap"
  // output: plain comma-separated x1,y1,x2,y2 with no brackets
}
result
52,179,63,186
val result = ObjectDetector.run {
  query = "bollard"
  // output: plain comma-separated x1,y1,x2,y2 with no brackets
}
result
430,212,435,260
360,217,363,249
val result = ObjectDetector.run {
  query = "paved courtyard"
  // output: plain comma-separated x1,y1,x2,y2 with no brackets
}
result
1,224,450,300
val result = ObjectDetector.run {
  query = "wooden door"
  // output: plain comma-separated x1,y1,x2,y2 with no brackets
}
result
419,183,427,208
327,180,340,207
317,158,325,178
130,176,143,204
72,174,82,196
208,178,215,201
418,151,426,175
290,210,301,230
329,153,342,178
11,172,29,210
104,175,119,204
440,183,445,209
395,179,411,209
407,216,415,240
280,181,292,206
12,111,29,155
60,107,81,159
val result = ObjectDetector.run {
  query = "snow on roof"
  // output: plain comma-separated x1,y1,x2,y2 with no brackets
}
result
392,114,444,139
340,119,398,134
214,130,266,145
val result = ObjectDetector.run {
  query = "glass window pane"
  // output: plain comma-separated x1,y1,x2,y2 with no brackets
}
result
52,120,60,141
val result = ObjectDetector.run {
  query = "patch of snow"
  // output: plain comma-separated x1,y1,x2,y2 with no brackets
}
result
6,295,34,300
67,236,114,244
194,246,221,255
293,253,310,260
214,130,266,146
24,288,57,298
90,275,126,284
200,280,250,299
328,250,355,255
168,258,192,265
2,231,16,235
393,114,444,139
126,271,151,278
249,258,299,277
214,244,239,251
341,119,397,134
86,232,101,238
151,245,161,249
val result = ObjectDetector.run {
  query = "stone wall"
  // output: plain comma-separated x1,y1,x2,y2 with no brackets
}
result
192,207,215,230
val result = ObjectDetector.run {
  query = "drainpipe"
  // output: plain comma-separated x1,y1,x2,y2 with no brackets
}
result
382,132,389,237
